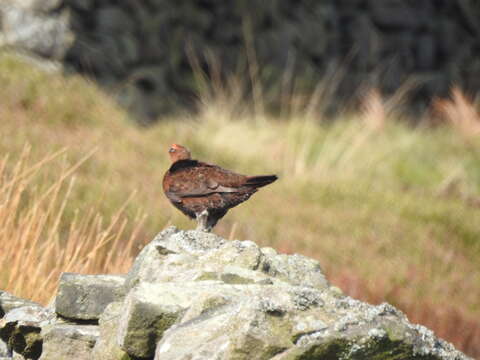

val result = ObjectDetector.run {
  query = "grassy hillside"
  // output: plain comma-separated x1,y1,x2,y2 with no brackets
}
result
0,52,479,356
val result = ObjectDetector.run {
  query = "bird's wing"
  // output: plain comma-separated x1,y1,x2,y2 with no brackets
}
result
166,162,246,198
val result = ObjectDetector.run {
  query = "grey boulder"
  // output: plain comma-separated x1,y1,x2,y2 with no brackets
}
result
55,273,126,321
117,282,197,358
39,324,99,360
125,227,328,291
92,302,131,360
0,292,39,319
0,3,73,59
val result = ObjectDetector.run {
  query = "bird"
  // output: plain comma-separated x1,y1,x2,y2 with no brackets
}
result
163,144,277,232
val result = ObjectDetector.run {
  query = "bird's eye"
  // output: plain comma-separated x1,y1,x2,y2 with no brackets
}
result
169,148,175,153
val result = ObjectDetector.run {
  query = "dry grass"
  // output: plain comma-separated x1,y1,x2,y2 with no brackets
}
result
0,52,479,357
433,87,480,138
0,147,144,304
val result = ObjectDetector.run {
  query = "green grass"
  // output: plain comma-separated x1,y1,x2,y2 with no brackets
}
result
0,52,479,356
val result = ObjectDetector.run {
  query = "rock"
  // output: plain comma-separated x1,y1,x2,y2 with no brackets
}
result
0,4,73,59
117,33,140,66
117,282,194,358
0,338,9,357
259,250,329,290
7,352,24,360
92,302,131,360
369,1,423,29
125,227,328,291
0,0,61,12
124,226,178,288
95,7,135,34
116,65,172,125
273,302,470,359
417,33,436,70
64,0,94,12
30,0,63,13
156,226,226,254
154,295,293,360
0,305,53,359
39,324,99,360
350,14,381,70
0,228,473,359
200,239,263,270
0,292,39,319
153,283,322,360
55,273,126,321
124,226,225,288
64,36,127,77
212,265,273,285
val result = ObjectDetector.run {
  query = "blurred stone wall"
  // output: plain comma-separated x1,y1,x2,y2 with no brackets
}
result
1,0,480,123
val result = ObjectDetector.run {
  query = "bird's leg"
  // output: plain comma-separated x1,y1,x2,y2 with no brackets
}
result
196,210,210,232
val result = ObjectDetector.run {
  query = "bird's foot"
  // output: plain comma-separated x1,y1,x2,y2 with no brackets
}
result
196,210,211,232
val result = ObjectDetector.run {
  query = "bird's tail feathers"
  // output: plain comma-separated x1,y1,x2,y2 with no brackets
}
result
245,175,278,188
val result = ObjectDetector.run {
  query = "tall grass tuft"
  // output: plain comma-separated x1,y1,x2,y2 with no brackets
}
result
0,147,145,304
433,87,480,139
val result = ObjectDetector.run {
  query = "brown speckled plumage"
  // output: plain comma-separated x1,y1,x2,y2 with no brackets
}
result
163,144,277,231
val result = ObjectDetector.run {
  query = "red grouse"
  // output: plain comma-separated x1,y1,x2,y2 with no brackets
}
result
163,144,277,231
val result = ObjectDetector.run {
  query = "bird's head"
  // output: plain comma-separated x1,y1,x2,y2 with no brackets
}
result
168,144,191,162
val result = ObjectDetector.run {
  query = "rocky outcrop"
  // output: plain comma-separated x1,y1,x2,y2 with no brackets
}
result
1,1,480,123
0,227,473,359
